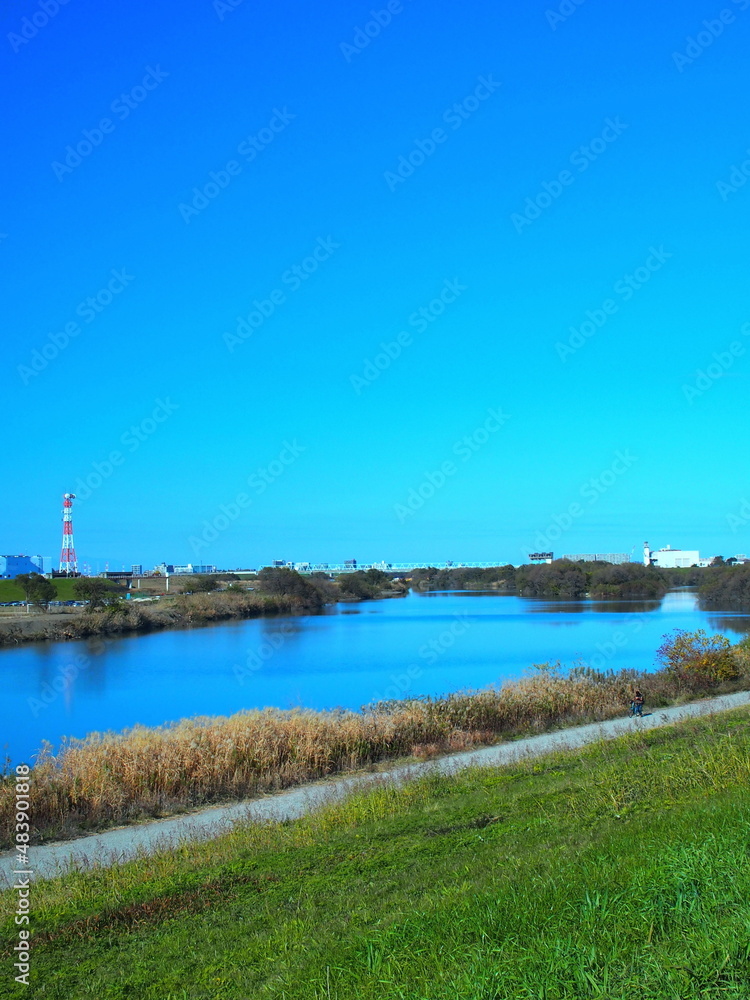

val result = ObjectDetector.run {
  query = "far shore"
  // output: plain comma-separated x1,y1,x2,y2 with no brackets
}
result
0,573,409,647
2,557,746,647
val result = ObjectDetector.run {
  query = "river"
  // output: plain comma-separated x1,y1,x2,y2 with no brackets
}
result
1,589,748,765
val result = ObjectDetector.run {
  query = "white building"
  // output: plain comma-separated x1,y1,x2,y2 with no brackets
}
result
153,563,217,576
643,543,701,569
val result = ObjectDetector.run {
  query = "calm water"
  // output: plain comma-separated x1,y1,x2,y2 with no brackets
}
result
1,589,749,765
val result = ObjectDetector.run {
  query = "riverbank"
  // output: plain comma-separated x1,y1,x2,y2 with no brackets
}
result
0,580,408,647
3,635,748,850
3,703,749,997
0,591,320,645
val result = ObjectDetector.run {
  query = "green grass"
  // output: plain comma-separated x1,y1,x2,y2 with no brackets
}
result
0,578,80,603
2,709,750,999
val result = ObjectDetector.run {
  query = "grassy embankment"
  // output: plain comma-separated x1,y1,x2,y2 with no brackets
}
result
0,578,80,604
2,636,749,849
2,707,750,998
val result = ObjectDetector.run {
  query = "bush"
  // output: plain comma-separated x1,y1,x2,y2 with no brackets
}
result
256,568,324,606
733,635,750,675
699,563,750,607
656,629,739,684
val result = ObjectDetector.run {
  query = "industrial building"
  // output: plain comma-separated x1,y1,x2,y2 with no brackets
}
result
643,543,702,569
562,553,631,564
153,563,217,576
0,555,50,579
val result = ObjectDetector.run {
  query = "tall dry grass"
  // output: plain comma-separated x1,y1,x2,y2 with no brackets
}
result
2,657,749,847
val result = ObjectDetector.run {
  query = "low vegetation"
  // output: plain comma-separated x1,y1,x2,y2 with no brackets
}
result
410,565,517,591
337,568,407,600
412,560,670,600
2,708,750,998
1,630,748,849
698,562,750,607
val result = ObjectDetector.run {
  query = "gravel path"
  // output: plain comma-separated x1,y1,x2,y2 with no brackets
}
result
3,690,749,887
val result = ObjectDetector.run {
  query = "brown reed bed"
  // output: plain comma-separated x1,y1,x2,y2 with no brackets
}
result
2,656,749,849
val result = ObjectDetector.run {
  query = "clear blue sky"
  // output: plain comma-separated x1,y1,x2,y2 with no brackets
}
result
3,0,750,570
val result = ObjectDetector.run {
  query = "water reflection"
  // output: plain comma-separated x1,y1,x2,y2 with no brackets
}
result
706,615,750,636
524,599,662,615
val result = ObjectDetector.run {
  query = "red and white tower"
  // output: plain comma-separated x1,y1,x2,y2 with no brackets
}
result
59,493,78,575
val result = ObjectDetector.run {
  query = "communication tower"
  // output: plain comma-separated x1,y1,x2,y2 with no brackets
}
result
59,493,78,574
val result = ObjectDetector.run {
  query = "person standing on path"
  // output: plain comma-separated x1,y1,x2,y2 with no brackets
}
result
632,689,644,716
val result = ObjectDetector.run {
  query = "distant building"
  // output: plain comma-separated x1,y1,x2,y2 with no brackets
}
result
131,564,143,576
0,555,46,579
562,553,631,565
153,562,217,576
643,543,701,569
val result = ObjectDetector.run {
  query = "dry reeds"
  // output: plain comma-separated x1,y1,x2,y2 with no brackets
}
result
2,658,748,847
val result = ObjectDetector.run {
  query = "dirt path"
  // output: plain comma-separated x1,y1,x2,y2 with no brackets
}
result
2,690,749,887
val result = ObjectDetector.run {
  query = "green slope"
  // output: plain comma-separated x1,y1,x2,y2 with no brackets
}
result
0,577,80,603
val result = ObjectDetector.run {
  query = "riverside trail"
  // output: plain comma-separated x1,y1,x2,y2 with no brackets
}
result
2,689,749,887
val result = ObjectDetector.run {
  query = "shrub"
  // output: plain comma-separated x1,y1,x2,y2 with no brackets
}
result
656,629,739,684
732,636,750,676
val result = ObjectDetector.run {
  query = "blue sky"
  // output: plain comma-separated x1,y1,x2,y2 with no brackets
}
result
3,0,750,571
